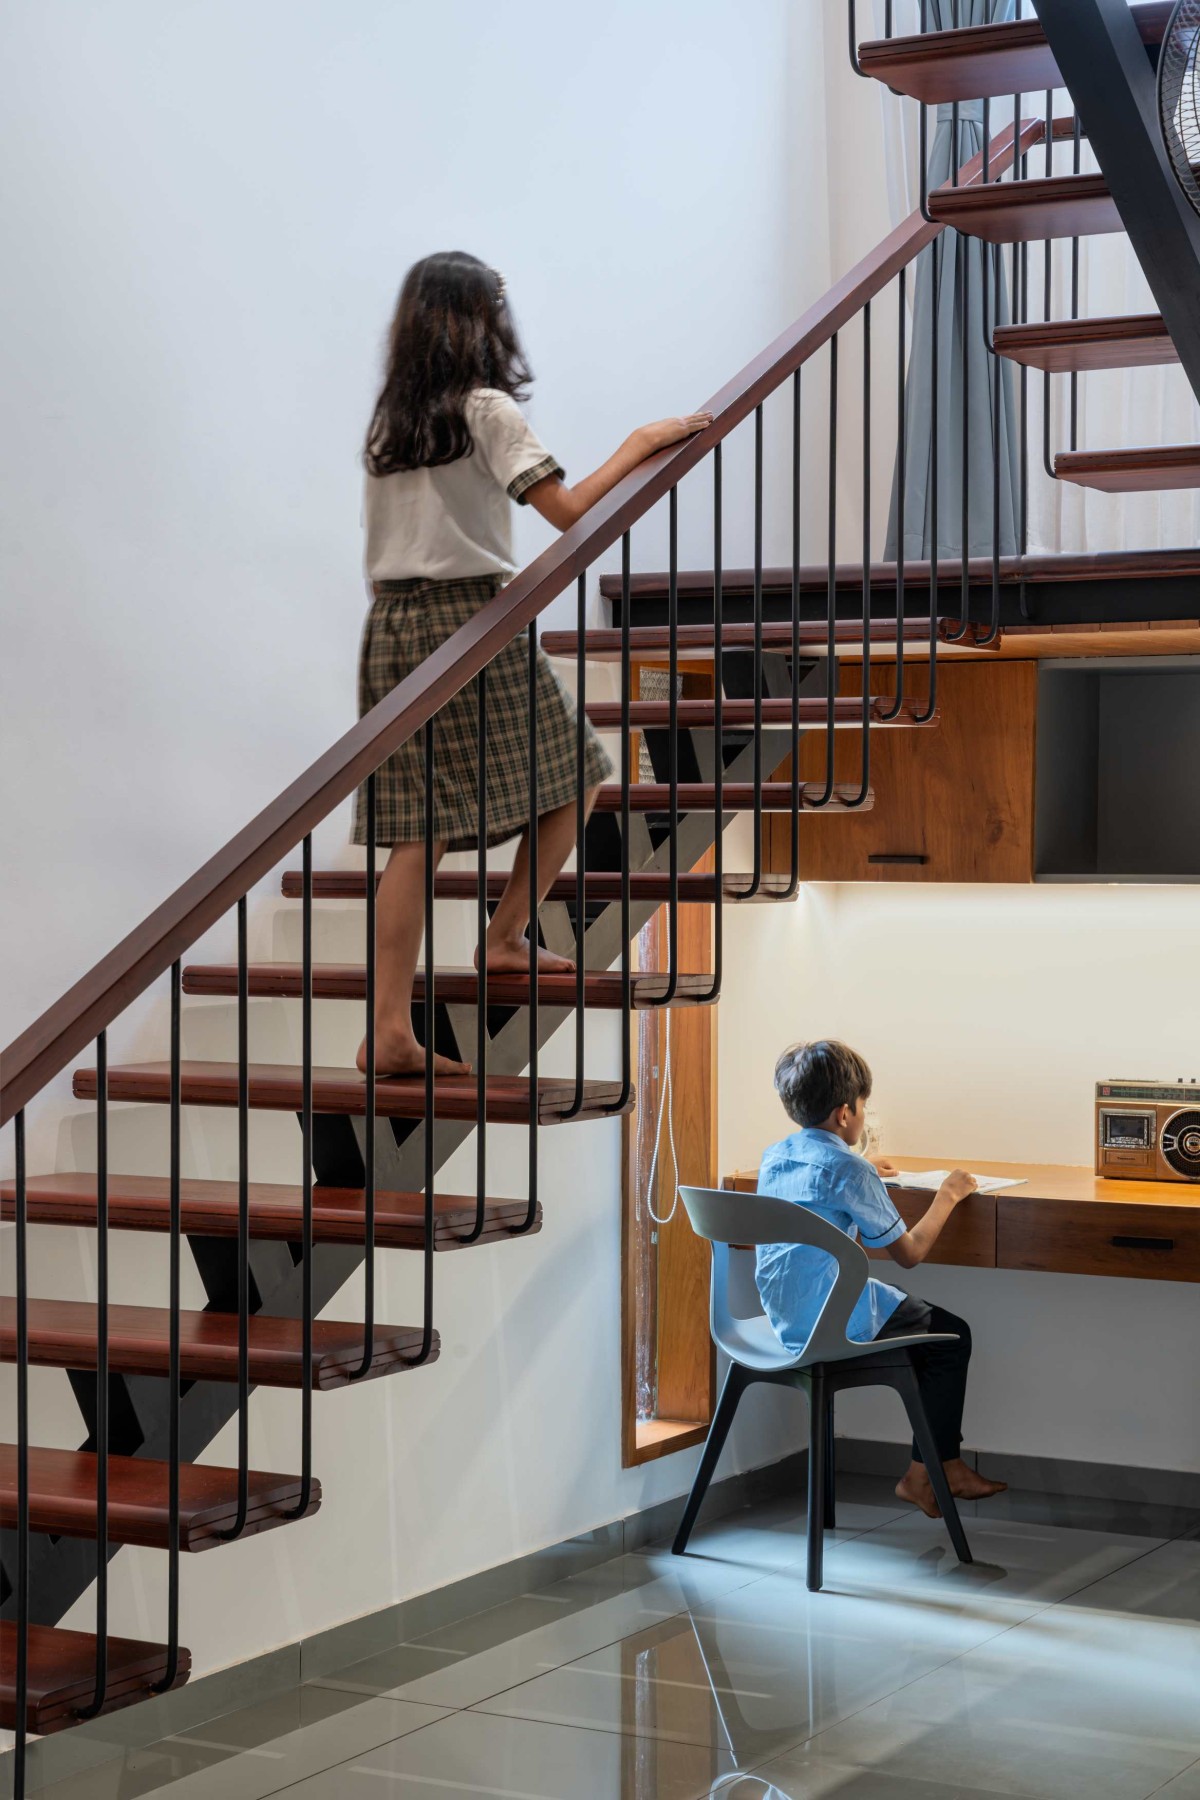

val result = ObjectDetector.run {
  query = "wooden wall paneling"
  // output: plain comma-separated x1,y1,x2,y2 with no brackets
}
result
765,659,1037,882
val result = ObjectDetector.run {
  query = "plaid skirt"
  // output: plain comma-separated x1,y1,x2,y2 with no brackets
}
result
352,575,614,851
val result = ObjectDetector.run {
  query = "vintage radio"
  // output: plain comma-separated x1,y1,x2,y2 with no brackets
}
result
1096,1080,1200,1183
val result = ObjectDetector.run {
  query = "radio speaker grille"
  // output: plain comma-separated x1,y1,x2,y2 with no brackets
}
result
1162,1109,1200,1180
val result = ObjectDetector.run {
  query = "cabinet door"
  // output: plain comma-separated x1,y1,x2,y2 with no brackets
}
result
767,659,1037,883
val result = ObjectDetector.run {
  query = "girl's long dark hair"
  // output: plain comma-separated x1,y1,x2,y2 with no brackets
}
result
365,251,534,475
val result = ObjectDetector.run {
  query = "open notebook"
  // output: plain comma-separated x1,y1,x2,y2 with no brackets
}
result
886,1169,1027,1195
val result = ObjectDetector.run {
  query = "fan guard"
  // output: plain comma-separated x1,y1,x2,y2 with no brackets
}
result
1159,0,1200,218
1161,1108,1200,1180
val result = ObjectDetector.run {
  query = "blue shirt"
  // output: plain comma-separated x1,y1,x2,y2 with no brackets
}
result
755,1129,907,1357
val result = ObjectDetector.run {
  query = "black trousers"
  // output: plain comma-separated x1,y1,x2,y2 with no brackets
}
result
878,1297,971,1464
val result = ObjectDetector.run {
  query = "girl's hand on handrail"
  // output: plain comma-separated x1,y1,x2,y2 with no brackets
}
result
632,413,715,456
527,412,713,532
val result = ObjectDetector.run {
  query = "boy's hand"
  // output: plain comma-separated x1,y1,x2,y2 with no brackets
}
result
940,1169,979,1206
633,414,714,456
869,1155,900,1178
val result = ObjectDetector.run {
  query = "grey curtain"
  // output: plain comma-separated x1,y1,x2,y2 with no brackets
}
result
887,0,1020,562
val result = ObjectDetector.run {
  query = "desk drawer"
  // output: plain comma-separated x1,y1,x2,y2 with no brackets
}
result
869,1191,997,1269
998,1199,1200,1282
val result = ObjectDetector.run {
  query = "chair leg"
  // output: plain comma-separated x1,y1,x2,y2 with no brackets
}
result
806,1366,829,1593
895,1366,973,1566
823,1398,837,1531
672,1363,749,1555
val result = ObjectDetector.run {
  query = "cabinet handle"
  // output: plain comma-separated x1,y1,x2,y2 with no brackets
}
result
868,854,929,866
1110,1234,1174,1252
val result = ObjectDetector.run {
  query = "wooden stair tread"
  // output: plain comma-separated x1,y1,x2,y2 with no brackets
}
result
1055,445,1200,492
72,1062,634,1123
1,1173,542,1249
282,870,797,904
993,314,1177,373
0,1445,320,1551
0,1297,436,1387
594,782,873,813
544,617,955,659
927,172,1122,244
591,547,1200,607
856,3,1171,103
0,1621,190,1736
181,965,716,1009
584,696,935,729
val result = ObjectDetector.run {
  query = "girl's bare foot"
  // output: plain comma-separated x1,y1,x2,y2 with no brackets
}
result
895,1466,942,1518
944,1459,1008,1501
356,1033,470,1079
477,936,575,976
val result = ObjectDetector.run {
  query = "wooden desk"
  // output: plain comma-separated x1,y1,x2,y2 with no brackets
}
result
724,1158,1200,1284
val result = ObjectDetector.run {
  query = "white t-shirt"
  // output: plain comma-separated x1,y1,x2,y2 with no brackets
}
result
363,388,563,582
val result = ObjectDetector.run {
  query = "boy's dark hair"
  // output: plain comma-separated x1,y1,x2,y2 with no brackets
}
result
774,1040,872,1129
365,250,534,476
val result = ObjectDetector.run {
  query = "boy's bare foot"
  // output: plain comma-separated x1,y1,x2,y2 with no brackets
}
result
895,1467,942,1519
895,1458,1008,1516
944,1458,1008,1501
356,1034,470,1080
476,936,575,977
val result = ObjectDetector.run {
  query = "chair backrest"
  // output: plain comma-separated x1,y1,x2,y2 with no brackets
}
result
680,1184,872,1369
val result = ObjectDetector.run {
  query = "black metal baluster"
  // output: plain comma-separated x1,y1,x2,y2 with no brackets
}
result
916,235,941,724
420,721,438,1337
13,1109,28,1784
522,626,539,1231
918,0,937,224
220,901,250,1538
1019,237,1031,617
854,301,873,809
78,1031,109,1718
285,838,314,1508
352,779,380,1357
464,682,488,1235
959,239,971,633
848,0,866,76
784,371,803,893
566,574,587,1117
663,486,680,1000
699,453,728,980
152,965,181,1689
747,407,765,895
604,533,635,1102
816,332,839,805
883,270,908,716
1070,112,1082,451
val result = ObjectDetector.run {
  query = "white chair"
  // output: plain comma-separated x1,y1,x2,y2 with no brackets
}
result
673,1185,972,1591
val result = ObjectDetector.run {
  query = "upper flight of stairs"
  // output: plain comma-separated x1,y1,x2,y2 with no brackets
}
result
993,315,1178,374
927,170,1122,243
1054,445,1200,492
856,2,1173,102
858,3,1199,496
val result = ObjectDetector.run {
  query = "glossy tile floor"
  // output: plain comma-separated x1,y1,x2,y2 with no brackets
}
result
34,1476,1200,1800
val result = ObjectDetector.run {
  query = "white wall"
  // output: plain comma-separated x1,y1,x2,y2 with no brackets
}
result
719,882,1200,1471
0,0,838,1694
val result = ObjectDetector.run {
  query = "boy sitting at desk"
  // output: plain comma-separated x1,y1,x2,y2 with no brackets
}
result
757,1039,1006,1517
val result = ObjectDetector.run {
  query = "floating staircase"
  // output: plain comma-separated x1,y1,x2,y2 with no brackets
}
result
4,13,1200,1783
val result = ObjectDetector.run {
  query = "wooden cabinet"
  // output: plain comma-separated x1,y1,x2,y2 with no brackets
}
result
766,659,1038,883
997,1196,1200,1283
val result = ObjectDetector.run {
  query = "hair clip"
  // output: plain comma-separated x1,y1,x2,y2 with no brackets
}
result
493,270,507,299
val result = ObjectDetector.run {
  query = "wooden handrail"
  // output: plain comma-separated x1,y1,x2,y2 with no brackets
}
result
0,118,1044,1127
